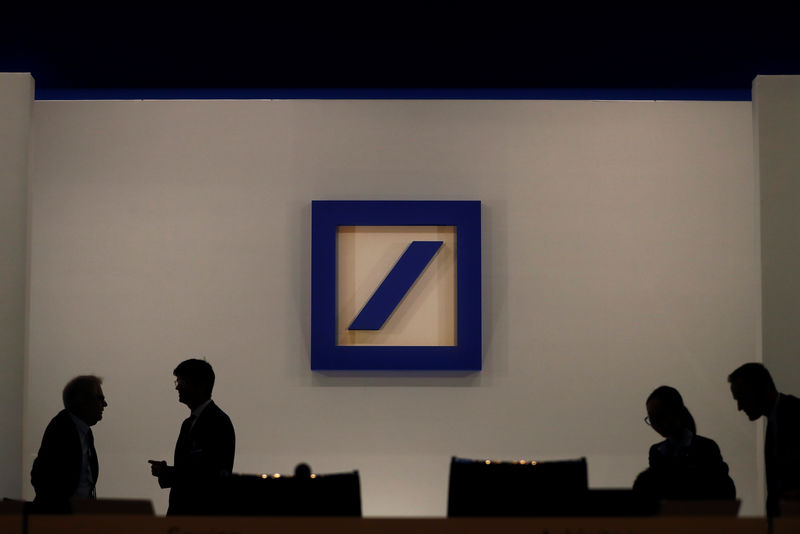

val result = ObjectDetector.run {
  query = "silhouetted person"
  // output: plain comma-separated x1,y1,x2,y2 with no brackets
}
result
633,386,735,501
149,359,235,515
729,362,800,516
31,375,108,513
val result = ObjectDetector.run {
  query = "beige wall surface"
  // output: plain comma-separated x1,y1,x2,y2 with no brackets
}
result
0,73,33,500
755,76,800,396
23,99,759,515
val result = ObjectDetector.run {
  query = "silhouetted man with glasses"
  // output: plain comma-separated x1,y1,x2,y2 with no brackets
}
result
149,359,235,515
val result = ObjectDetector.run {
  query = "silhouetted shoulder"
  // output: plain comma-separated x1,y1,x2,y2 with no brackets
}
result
31,410,83,512
692,435,723,456
781,393,800,413
198,402,234,431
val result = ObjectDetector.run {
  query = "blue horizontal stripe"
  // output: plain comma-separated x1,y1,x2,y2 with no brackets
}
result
34,87,752,101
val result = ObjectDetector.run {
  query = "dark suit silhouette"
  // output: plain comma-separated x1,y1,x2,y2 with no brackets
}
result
766,393,800,516
634,434,736,501
158,401,235,515
30,410,98,513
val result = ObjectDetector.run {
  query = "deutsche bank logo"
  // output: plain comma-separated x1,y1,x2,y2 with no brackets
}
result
347,240,444,331
311,201,481,370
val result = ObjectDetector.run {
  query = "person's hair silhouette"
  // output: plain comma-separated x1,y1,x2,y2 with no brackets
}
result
645,385,696,437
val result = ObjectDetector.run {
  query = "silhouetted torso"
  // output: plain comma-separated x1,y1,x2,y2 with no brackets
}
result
31,410,98,513
157,400,235,515
766,393,800,516
634,431,735,501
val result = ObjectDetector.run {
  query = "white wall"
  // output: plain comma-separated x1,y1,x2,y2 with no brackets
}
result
0,73,33,499
755,76,800,396
23,98,760,515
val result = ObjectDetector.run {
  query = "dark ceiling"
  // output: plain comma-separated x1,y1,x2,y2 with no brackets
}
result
3,5,800,96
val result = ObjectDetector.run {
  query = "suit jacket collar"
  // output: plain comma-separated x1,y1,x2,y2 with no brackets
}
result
190,399,213,419
68,411,91,437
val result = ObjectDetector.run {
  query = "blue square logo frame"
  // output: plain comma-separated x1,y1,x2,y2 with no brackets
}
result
311,200,481,371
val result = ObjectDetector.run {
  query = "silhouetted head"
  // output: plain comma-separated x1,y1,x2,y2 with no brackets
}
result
645,386,696,439
174,359,215,409
728,363,778,421
294,463,312,478
63,375,107,426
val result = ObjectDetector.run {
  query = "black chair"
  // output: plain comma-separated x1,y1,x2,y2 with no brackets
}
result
447,456,588,517
219,464,361,516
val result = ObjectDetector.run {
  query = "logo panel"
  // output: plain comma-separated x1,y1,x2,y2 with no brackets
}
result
311,201,481,371
338,226,455,346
